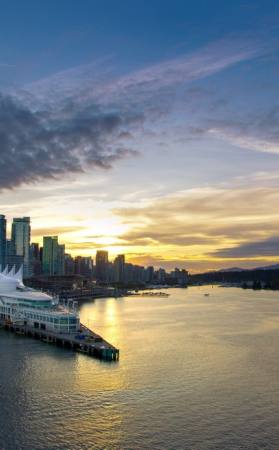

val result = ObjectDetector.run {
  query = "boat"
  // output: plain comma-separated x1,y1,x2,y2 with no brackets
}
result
0,265,80,334
141,291,169,297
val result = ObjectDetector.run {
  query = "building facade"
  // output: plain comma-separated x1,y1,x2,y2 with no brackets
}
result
74,256,93,277
11,217,31,277
0,215,6,270
42,236,66,276
95,250,109,283
114,254,125,283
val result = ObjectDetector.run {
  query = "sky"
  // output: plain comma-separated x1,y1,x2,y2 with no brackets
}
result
0,0,279,272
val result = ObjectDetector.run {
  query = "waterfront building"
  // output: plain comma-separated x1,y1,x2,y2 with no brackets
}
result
124,262,134,284
157,268,167,284
114,254,125,283
42,237,65,276
123,262,145,285
11,217,31,277
134,265,145,284
145,266,155,283
0,265,79,333
74,256,93,277
170,268,188,286
106,262,114,283
95,250,109,283
0,215,6,269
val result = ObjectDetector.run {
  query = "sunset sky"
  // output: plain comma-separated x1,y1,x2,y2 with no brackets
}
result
0,0,279,272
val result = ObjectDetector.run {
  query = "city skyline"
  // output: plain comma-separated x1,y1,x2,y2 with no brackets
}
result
0,1,279,271
0,214,188,288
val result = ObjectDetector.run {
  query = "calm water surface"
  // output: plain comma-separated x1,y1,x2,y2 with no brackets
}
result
1,286,279,449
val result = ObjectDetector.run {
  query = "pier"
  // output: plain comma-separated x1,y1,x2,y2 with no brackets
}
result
0,319,119,361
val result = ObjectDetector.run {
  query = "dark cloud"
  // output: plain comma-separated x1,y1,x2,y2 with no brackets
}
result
0,94,140,189
211,236,279,258
0,37,275,191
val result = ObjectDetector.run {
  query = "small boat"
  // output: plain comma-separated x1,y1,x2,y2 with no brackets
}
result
204,293,210,297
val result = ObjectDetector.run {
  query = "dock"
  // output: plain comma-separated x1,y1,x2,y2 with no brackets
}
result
0,319,119,362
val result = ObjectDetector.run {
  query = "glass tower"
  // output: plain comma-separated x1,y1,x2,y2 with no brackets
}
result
95,250,109,283
42,236,59,275
11,217,31,277
43,237,65,276
0,214,6,270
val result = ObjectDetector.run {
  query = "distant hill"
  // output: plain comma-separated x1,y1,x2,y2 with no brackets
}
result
218,267,245,272
190,264,279,287
254,263,279,271
219,264,279,272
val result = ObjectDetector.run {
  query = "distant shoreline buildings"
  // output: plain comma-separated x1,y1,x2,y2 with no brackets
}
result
0,214,188,286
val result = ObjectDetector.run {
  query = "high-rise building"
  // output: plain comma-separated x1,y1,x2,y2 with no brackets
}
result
74,256,93,277
0,215,6,270
114,254,125,283
11,217,31,277
157,268,166,284
124,263,134,283
42,237,65,276
6,239,24,271
57,244,65,276
172,268,188,286
42,236,59,275
65,253,75,275
145,266,154,283
30,242,42,276
95,250,109,283
42,236,57,275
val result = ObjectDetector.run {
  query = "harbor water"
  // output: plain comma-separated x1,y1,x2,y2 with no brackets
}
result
0,286,279,449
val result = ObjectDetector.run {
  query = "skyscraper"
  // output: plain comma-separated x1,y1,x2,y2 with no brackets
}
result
74,256,93,277
57,244,65,276
42,236,59,275
11,217,31,277
6,239,24,272
30,243,42,276
42,236,65,276
65,253,75,275
114,254,125,283
145,266,154,283
0,215,6,270
95,250,109,283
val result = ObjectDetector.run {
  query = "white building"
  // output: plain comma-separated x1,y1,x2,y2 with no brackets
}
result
0,265,79,334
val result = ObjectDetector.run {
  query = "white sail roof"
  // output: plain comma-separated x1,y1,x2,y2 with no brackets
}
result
2,265,8,276
0,265,24,292
7,265,16,277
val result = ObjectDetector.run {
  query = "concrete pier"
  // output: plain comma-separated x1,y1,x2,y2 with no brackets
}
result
0,319,119,362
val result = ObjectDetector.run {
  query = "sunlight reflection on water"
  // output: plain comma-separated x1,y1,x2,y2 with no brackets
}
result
1,286,279,449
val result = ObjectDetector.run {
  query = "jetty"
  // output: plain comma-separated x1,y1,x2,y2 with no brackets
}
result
1,319,119,361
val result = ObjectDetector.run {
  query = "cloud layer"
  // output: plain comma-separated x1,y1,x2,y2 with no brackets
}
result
0,36,275,191
0,94,139,189
111,184,279,266
212,237,279,258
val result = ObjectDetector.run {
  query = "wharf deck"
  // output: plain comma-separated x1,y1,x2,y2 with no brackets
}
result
0,320,119,361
